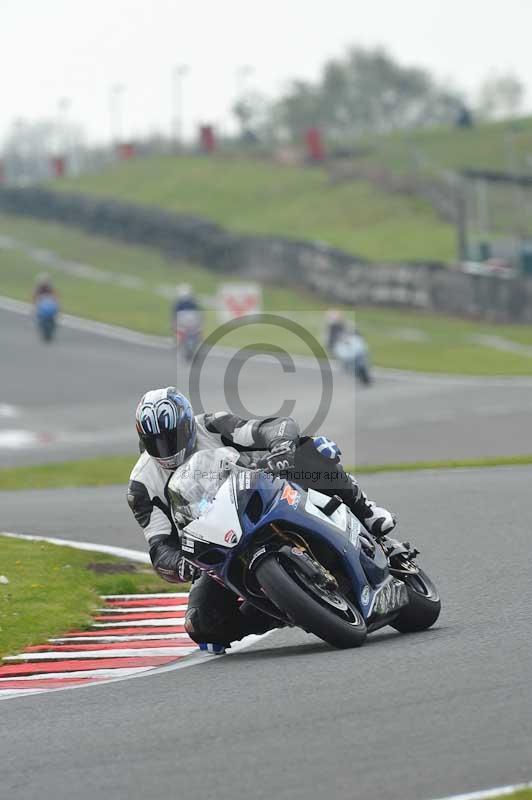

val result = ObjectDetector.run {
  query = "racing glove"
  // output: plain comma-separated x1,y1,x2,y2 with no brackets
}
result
253,442,296,474
149,535,199,584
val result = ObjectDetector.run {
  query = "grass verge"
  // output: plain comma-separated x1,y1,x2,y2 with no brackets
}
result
2,453,532,493
54,155,456,262
355,454,532,474
3,213,532,373
0,455,136,491
0,536,185,659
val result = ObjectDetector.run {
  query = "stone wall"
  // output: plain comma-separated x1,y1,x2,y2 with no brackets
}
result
1,185,531,322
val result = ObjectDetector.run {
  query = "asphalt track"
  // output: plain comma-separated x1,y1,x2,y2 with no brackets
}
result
2,305,532,799
2,306,532,468
2,467,532,800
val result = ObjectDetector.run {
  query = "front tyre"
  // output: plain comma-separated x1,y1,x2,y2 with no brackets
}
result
255,554,367,649
391,567,441,633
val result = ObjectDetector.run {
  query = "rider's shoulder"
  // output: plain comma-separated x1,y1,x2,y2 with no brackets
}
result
195,412,207,428
129,451,160,483
196,411,228,428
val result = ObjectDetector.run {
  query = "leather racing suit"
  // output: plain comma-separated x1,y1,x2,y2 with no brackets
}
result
127,412,395,646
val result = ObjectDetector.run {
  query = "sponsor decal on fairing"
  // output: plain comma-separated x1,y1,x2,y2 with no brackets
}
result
281,484,300,508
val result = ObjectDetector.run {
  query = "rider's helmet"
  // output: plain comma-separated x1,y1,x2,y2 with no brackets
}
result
176,283,193,299
135,387,197,470
35,272,53,293
325,308,343,324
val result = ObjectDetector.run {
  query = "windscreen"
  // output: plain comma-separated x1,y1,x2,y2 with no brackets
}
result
168,447,242,526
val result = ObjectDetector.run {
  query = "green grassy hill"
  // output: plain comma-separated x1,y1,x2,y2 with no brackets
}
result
52,117,532,264
56,156,456,263
356,116,532,175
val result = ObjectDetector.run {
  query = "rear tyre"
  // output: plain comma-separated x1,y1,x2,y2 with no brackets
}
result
255,553,367,649
390,567,441,633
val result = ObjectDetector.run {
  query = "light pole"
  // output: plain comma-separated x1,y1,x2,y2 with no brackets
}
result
109,83,125,146
172,64,189,149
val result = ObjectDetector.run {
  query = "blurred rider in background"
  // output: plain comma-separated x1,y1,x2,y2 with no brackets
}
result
32,272,58,305
324,308,345,352
172,284,203,360
334,326,370,371
32,273,60,342
172,283,202,332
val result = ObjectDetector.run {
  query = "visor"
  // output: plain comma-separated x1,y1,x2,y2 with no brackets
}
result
143,429,178,459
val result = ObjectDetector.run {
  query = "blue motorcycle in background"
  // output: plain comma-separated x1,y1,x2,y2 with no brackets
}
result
35,295,59,343
169,448,441,649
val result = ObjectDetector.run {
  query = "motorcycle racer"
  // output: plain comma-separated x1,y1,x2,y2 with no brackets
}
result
127,386,396,649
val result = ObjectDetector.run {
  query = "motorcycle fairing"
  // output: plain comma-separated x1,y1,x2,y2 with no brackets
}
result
182,469,404,624
183,478,243,548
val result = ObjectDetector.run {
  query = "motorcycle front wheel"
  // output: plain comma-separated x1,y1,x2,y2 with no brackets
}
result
390,567,441,633
255,553,367,649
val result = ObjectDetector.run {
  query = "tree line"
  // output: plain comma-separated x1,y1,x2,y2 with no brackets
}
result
234,46,525,142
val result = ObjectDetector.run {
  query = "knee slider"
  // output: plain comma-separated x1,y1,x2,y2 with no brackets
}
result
185,606,219,642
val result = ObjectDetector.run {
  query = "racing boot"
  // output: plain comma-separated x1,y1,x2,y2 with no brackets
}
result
197,606,282,655
238,600,286,634
346,476,396,539
198,643,227,655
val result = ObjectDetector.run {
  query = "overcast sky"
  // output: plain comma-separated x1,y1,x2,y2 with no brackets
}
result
2,0,531,145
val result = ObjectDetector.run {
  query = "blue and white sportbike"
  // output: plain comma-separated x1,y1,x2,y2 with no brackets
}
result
169,448,441,649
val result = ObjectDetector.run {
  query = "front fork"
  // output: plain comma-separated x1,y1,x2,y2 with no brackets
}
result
379,535,420,576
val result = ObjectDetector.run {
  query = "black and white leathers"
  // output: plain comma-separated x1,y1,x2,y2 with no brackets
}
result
127,412,299,581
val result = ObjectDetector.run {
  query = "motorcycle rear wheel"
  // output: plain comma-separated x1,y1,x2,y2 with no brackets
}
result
255,553,367,649
390,567,441,633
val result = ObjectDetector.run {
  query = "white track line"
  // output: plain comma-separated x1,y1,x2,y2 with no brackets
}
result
5,647,198,661
0,667,154,681
0,532,150,563
102,592,189,599
49,633,192,643
0,295,171,350
92,618,185,627
432,782,532,800
0,295,334,372
0,403,19,418
96,606,185,613
0,636,271,700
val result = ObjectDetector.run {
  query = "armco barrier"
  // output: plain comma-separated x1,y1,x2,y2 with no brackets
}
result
1,186,531,322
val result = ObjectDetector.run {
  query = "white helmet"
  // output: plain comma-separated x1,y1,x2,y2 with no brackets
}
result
176,283,193,299
135,387,197,470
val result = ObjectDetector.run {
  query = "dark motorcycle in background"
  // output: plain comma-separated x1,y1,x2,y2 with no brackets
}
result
169,448,441,650
35,295,59,343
